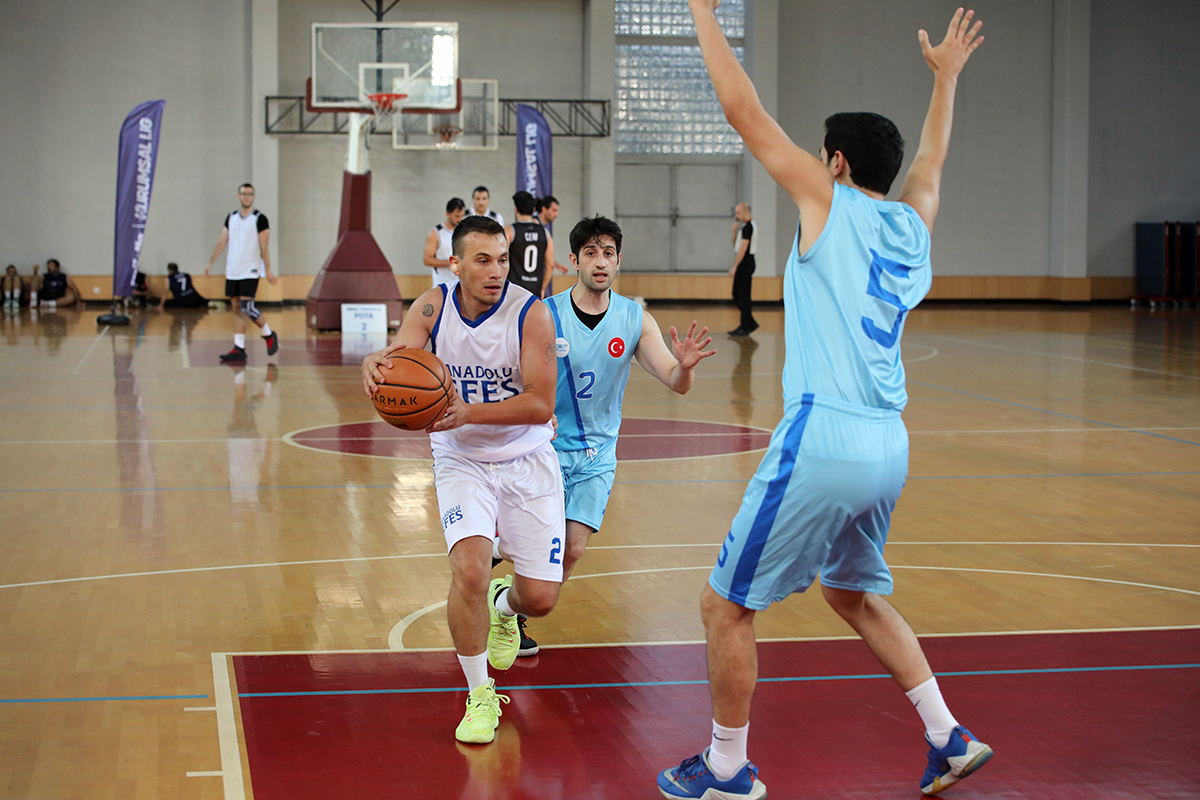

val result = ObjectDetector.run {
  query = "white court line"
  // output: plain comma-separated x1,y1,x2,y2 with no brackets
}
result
186,771,223,778
73,325,110,375
5,426,1200,446
181,340,190,370
925,334,1200,381
185,706,217,712
386,561,1200,651
217,624,1200,657
0,554,446,592
4,541,1197,592
211,654,246,800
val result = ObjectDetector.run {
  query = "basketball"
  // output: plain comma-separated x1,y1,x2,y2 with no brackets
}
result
371,348,454,430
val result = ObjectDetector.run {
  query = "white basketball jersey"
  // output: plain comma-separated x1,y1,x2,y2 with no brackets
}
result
429,281,553,462
432,223,455,286
225,210,265,280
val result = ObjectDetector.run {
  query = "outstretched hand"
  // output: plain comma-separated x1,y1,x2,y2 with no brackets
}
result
688,0,721,13
918,8,984,80
670,321,717,369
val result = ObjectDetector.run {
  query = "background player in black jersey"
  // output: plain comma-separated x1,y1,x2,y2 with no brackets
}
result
505,191,555,298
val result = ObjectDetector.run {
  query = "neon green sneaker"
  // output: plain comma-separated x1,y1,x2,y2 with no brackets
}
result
454,678,510,744
487,575,520,670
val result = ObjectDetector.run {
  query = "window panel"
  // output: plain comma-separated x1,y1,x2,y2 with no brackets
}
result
615,44,745,155
615,0,744,39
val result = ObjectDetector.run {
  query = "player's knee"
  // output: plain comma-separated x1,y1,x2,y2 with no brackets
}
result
450,562,491,598
517,584,559,617
564,536,588,569
240,299,261,321
821,583,865,619
700,583,751,627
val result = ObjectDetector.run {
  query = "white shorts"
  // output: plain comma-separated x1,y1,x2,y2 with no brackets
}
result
433,442,565,583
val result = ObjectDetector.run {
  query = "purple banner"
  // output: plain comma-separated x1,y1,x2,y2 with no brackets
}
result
516,104,552,224
112,100,165,298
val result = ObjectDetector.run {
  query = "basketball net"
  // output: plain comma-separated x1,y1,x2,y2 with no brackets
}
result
433,124,462,150
366,93,406,133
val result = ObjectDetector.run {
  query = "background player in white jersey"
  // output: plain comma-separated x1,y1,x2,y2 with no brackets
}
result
657,6,991,800
505,191,555,298
509,215,715,651
361,215,563,746
468,185,505,227
424,197,467,287
204,183,279,362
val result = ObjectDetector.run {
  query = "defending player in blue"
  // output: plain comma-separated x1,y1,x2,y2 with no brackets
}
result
508,215,716,650
658,5,992,799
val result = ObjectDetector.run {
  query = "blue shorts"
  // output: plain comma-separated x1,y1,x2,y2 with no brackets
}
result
556,440,617,533
709,393,909,610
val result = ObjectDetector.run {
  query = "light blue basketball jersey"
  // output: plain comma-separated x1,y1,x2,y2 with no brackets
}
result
545,289,644,452
783,183,932,412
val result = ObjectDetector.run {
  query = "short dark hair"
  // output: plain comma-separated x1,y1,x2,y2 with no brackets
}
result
239,183,254,192
446,197,466,214
537,195,558,211
472,186,489,197
512,191,535,216
47,258,61,269
569,216,623,257
451,214,506,259
823,112,905,195
167,262,179,273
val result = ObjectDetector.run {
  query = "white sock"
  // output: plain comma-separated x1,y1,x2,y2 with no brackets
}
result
492,536,503,561
260,322,272,337
234,333,246,349
494,587,516,617
906,677,958,748
30,292,37,305
707,720,749,781
457,652,489,692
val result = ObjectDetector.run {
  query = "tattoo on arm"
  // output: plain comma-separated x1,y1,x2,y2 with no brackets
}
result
545,342,556,362
421,303,434,317
523,383,534,392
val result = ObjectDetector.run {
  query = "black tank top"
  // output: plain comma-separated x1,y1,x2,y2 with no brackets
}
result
507,221,548,296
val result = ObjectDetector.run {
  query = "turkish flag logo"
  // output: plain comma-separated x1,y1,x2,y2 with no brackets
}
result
608,337,625,358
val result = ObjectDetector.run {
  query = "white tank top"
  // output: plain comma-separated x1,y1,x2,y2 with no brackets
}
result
432,223,455,286
226,210,265,280
429,281,553,462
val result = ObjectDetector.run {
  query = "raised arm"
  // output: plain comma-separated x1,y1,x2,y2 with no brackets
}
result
898,8,984,232
689,0,831,211
634,312,716,395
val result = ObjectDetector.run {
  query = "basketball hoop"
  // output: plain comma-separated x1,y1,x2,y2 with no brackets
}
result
433,124,463,150
366,92,407,132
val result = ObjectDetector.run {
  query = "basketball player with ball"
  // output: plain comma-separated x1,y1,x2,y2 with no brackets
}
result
361,214,563,746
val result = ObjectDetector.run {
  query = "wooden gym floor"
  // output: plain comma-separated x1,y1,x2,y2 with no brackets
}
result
0,300,1197,799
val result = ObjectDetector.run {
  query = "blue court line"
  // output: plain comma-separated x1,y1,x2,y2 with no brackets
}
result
0,693,208,704
910,381,1200,448
4,470,1199,494
237,662,1200,698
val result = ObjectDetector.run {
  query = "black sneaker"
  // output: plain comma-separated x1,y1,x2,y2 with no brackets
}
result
219,345,247,362
516,615,538,657
727,327,748,336
491,556,503,569
263,331,279,356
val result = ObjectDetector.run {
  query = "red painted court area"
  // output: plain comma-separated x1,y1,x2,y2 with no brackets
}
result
289,418,774,461
233,629,1199,799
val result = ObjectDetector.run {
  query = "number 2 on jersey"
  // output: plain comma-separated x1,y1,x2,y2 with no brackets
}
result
575,371,595,399
549,537,562,564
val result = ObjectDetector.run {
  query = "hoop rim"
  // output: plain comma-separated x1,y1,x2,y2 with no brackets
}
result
365,92,408,113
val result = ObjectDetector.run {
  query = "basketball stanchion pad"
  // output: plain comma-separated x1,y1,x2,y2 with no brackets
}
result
230,629,1200,799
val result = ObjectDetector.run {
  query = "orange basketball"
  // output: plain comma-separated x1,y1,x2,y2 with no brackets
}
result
371,348,454,430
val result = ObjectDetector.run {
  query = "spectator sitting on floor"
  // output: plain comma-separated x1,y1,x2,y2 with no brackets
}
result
2,265,22,308
132,271,158,307
40,259,84,308
27,264,42,307
162,263,208,309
